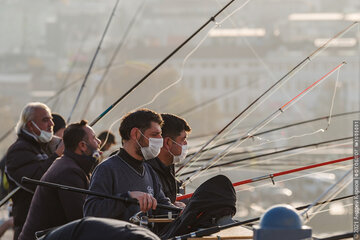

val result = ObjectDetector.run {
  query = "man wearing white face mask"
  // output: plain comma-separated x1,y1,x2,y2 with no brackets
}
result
146,114,191,207
5,102,64,239
84,108,172,222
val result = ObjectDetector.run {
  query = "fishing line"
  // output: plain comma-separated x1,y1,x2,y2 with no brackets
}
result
187,111,358,155
241,67,342,146
304,176,352,223
182,63,346,184
300,169,352,221
81,0,147,119
233,164,351,194
67,0,121,123
181,137,351,176
176,22,358,176
325,68,341,130
95,0,253,143
178,156,352,200
307,203,352,217
135,0,252,110
89,0,254,127
52,27,92,112
184,141,351,180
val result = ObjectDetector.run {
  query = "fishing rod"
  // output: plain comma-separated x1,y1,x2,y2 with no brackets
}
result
179,136,351,176
67,0,121,123
81,0,146,119
175,22,358,175
172,194,354,240
181,61,347,184
177,156,353,201
301,168,352,221
89,0,252,126
21,177,181,212
187,111,359,156
52,28,92,112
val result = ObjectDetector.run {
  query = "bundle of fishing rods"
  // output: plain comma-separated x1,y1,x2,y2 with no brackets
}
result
0,0,358,238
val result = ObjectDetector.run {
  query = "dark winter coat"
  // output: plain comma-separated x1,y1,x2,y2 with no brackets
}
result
5,130,59,229
19,150,98,240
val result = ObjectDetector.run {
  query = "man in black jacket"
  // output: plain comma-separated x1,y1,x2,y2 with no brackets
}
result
146,114,191,207
5,102,64,239
19,120,101,240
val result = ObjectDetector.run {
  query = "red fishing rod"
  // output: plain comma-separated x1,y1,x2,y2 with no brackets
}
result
176,22,358,175
182,62,347,184
176,156,353,201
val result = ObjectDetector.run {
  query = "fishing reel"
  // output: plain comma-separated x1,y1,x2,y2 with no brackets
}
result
129,211,151,228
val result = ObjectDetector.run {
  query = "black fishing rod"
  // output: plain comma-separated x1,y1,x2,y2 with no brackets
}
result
89,0,249,126
178,136,351,176
81,0,146,119
21,177,181,212
171,194,354,240
187,111,359,156
176,21,358,175
67,0,121,123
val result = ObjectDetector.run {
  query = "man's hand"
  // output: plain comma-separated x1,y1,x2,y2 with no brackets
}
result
174,201,186,209
55,140,64,156
129,191,157,212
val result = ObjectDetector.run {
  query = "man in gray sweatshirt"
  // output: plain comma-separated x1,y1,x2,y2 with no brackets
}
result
84,108,172,222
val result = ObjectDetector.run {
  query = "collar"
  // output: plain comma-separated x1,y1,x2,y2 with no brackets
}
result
117,148,144,175
18,129,40,146
64,149,98,174
147,157,174,177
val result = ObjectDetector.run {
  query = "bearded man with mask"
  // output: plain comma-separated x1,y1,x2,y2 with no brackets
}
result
146,114,191,207
5,102,64,239
18,120,101,240
84,108,172,222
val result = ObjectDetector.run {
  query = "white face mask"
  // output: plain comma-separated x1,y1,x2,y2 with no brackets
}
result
169,139,188,164
137,131,163,160
31,121,53,143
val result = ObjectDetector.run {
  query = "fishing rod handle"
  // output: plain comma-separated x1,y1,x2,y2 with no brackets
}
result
21,177,181,212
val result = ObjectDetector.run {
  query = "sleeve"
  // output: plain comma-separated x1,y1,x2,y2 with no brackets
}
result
83,163,129,219
58,170,87,221
6,146,58,191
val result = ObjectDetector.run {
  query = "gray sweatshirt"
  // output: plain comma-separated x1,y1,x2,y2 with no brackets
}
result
83,149,171,222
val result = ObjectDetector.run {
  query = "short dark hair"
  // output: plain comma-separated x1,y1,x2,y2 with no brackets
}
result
63,120,88,152
52,113,66,133
98,131,116,144
161,114,191,139
120,109,163,141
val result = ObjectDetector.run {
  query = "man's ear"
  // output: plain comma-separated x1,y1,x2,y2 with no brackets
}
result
78,140,87,152
163,137,172,150
130,128,140,141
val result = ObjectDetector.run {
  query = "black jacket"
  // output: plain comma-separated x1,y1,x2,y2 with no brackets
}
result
5,130,58,228
19,150,98,240
146,158,179,203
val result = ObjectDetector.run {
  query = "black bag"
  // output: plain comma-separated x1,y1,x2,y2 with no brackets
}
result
159,175,236,239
